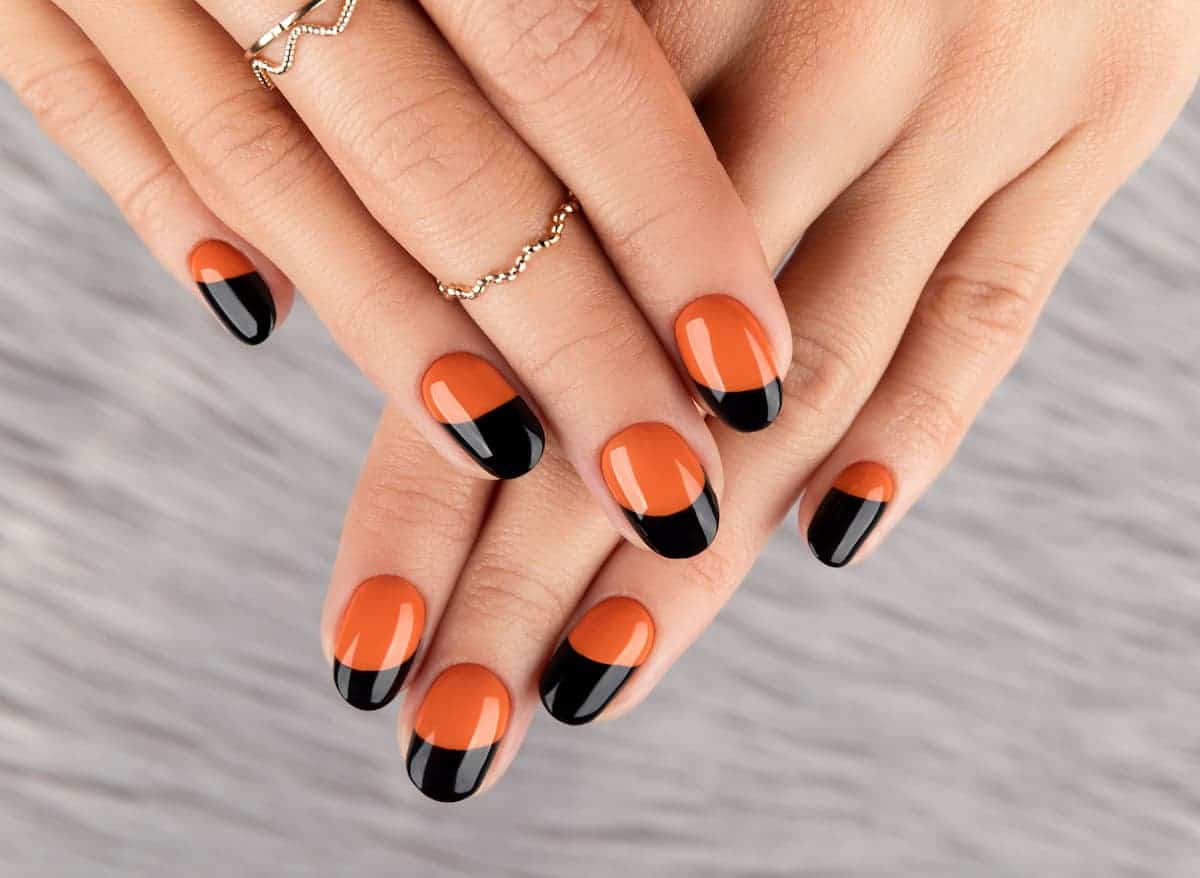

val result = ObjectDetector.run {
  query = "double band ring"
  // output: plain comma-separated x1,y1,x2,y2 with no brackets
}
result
245,0,359,90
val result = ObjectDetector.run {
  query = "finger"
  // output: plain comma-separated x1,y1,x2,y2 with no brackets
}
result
321,403,492,710
698,7,934,268
800,129,1120,567
421,0,793,432
394,447,617,801
51,0,547,482
188,0,724,556
2,0,293,345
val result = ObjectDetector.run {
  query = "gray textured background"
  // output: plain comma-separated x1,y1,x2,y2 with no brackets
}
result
1,82,1198,876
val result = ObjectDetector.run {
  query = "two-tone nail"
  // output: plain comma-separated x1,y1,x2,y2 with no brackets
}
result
807,462,895,567
189,241,276,345
407,664,510,803
675,294,782,432
422,353,545,479
601,422,719,559
332,576,426,711
540,597,654,725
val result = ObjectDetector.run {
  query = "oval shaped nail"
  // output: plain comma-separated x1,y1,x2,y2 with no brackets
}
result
407,664,510,803
807,461,895,567
676,294,782,432
333,576,426,711
422,353,545,479
540,597,654,725
189,240,275,345
601,422,719,559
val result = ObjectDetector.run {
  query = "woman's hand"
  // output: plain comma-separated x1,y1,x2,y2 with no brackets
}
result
0,0,796,561
324,0,1199,801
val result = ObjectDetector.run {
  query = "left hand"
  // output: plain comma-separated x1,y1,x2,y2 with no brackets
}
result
324,0,1200,801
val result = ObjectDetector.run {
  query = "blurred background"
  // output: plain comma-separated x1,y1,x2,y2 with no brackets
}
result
0,85,1197,876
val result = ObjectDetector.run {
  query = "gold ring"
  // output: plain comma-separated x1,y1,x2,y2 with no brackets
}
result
245,0,359,90
437,195,581,302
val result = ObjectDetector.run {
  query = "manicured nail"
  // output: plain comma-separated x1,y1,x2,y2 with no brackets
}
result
421,353,545,479
675,294,783,432
332,576,426,711
807,462,895,567
540,597,654,725
407,664,510,803
601,422,719,559
189,241,275,345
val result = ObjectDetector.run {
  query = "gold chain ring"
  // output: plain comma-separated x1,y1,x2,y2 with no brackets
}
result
437,196,581,302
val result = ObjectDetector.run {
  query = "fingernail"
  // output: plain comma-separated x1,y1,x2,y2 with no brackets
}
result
422,353,545,479
332,576,426,711
601,422,719,559
675,294,783,432
189,241,276,345
407,664,510,803
807,462,895,567
540,597,654,725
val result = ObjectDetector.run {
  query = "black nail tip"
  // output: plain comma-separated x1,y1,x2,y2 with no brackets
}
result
333,656,413,711
442,397,545,479
406,733,499,803
807,488,887,568
695,378,783,433
623,480,719,559
197,271,276,346
539,641,636,726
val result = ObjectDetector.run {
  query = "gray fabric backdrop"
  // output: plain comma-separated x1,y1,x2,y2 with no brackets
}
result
0,83,1197,876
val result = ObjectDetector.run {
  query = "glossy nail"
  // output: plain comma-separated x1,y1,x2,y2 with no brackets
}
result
601,422,719,559
675,294,782,432
540,597,654,725
189,240,275,345
332,576,426,711
422,353,545,479
807,461,895,567
407,664,510,803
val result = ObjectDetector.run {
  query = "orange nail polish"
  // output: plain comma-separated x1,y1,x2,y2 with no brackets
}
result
601,422,718,559
540,597,655,725
675,294,782,432
407,664,511,802
333,576,426,710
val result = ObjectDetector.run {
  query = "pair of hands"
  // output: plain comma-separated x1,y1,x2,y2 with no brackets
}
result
5,0,1198,803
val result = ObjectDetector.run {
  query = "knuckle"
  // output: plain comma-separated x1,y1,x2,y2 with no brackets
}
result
518,298,646,412
347,77,519,206
326,268,424,378
466,0,625,108
12,57,126,146
178,88,327,206
455,557,569,636
114,160,190,233
916,268,1040,356
781,321,874,431
1090,6,1200,126
355,442,477,539
684,536,747,605
884,379,968,457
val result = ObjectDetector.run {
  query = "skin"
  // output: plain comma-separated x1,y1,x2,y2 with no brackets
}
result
5,0,1200,799
0,0,803,555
